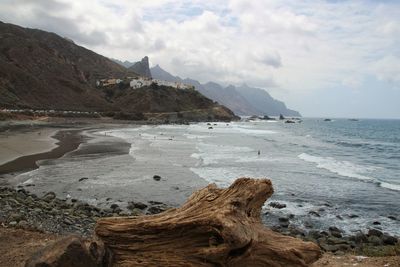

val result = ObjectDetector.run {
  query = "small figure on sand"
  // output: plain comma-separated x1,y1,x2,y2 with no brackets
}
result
258,150,260,156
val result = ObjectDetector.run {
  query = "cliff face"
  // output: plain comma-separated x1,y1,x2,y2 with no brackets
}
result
150,65,301,117
128,56,152,78
235,84,301,117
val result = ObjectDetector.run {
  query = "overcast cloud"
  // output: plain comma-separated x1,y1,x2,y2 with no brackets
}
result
0,0,399,118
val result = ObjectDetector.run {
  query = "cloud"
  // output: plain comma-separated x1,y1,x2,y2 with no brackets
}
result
0,0,399,116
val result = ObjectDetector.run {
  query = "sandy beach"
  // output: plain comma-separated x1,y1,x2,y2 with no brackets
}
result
0,127,58,166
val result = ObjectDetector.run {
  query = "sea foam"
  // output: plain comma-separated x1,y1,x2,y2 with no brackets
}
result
298,153,375,181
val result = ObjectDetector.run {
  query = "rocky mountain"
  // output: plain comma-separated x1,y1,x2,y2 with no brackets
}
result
0,21,131,111
150,65,301,117
151,64,182,82
234,84,300,117
128,56,151,78
0,21,237,121
111,58,135,68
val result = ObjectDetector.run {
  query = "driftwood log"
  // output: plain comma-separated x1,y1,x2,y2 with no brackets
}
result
95,178,321,266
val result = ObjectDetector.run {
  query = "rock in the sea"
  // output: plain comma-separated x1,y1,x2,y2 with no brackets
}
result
78,177,88,182
268,202,286,209
387,215,397,220
348,214,359,218
153,175,161,181
372,221,381,225
309,210,320,217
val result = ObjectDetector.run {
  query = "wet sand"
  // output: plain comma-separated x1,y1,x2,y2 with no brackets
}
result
0,128,57,166
0,130,84,176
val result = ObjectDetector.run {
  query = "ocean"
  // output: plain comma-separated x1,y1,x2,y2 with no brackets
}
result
15,118,400,236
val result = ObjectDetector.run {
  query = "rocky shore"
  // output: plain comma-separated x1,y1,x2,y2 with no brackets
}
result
266,202,400,257
1,186,398,258
0,186,171,237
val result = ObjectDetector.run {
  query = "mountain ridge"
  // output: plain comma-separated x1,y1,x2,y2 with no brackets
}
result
149,65,301,117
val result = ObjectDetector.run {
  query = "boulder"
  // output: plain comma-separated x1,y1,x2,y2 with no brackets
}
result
153,175,161,181
127,201,147,210
25,236,110,267
382,234,398,245
268,201,286,209
368,229,383,237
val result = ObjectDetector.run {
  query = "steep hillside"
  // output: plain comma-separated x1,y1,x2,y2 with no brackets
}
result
107,83,238,121
150,65,301,117
0,22,237,121
151,65,182,82
0,21,133,111
199,83,260,115
128,56,151,78
235,84,301,117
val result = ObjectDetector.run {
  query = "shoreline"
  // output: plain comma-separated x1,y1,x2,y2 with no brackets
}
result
0,129,84,177
0,120,398,264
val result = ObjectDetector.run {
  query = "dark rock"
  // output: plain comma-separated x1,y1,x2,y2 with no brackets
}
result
268,202,286,209
127,201,147,210
372,221,381,225
148,201,164,205
368,229,383,237
278,217,289,223
328,227,342,238
336,215,343,220
110,204,119,210
25,235,108,267
348,214,359,218
147,206,166,215
78,177,88,182
153,175,161,181
308,211,320,217
382,234,398,245
350,232,368,244
387,215,397,220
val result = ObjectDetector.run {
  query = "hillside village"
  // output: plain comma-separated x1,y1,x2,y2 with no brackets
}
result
96,77,195,90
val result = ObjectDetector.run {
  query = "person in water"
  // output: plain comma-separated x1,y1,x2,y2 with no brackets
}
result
258,150,260,156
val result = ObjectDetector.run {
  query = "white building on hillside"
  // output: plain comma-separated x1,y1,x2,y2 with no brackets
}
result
129,77,194,90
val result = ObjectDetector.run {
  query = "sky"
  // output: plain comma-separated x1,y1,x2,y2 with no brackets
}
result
0,0,399,118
